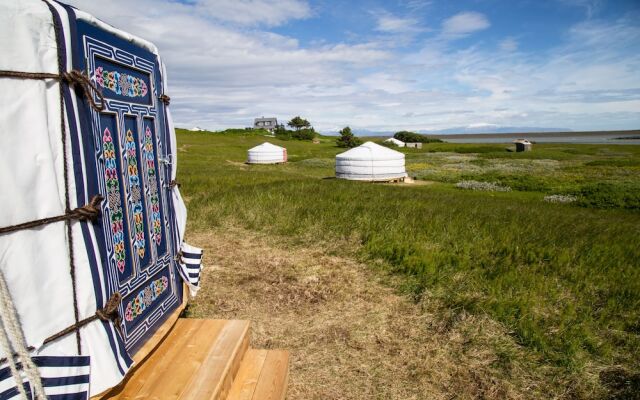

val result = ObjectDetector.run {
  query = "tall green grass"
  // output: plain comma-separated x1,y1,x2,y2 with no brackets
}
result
177,130,640,376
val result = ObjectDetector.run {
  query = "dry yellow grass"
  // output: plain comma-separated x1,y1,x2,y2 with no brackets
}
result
185,227,580,399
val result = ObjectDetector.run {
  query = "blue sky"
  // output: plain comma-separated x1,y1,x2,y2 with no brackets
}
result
68,0,640,133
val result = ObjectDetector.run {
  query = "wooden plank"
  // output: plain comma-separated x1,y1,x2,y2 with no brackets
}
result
105,319,209,399
149,319,229,399
133,284,190,365
251,350,290,400
93,284,190,399
226,349,269,400
180,320,250,400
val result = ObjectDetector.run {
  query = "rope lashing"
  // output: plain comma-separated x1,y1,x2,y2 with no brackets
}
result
0,268,47,399
0,69,105,112
168,180,180,189
159,94,170,105
42,292,123,346
0,195,103,235
62,70,105,112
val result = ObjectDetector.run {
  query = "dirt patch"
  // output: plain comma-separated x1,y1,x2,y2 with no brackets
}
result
186,227,565,399
225,159,249,169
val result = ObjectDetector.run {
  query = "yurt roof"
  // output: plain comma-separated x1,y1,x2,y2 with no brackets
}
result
249,142,285,152
384,138,404,144
336,141,404,161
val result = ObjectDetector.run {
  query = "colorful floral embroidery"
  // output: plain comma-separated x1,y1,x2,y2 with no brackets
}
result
103,128,126,273
125,129,146,259
94,66,148,98
143,126,162,246
124,276,169,322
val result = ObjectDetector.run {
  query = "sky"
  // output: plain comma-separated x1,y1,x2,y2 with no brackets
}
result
65,0,640,133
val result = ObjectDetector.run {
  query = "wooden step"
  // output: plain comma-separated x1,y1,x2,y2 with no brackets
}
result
102,319,250,399
226,349,290,400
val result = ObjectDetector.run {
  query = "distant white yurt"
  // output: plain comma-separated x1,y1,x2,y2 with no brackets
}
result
336,142,407,181
384,137,405,147
247,142,287,164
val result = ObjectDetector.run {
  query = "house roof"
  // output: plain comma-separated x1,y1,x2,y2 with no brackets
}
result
254,117,277,123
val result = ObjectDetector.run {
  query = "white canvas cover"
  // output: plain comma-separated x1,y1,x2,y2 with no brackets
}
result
0,0,193,396
384,138,405,147
335,141,407,181
247,142,287,164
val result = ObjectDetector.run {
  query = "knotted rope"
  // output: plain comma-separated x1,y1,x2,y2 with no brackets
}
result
42,292,123,346
159,94,170,105
0,195,103,235
169,180,180,189
0,69,105,112
0,269,46,399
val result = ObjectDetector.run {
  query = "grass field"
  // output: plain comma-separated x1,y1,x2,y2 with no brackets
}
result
178,129,640,399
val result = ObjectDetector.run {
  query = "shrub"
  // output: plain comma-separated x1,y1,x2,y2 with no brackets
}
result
394,131,442,143
336,126,362,148
275,126,316,141
544,195,577,204
291,128,316,141
574,183,640,209
455,180,512,192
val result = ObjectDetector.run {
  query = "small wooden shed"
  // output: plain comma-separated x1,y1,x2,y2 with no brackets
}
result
514,139,532,152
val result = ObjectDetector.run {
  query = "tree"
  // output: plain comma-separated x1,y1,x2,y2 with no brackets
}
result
393,130,442,143
287,116,311,131
336,126,362,148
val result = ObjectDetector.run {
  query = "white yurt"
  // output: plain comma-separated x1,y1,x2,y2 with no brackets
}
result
335,142,407,181
247,142,287,164
384,137,405,147
0,1,203,397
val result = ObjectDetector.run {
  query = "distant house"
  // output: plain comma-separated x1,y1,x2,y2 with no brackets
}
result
384,138,405,147
254,117,278,131
514,139,533,152
405,142,423,149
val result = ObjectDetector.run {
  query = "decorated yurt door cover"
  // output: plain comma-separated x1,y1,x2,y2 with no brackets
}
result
69,17,183,354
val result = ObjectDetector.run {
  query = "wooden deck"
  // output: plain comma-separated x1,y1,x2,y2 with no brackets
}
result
99,319,289,400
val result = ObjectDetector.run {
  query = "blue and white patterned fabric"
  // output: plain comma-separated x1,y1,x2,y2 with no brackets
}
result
0,356,90,400
178,243,204,296
0,0,192,396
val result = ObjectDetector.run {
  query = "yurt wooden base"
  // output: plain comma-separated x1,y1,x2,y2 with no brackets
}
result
95,318,289,399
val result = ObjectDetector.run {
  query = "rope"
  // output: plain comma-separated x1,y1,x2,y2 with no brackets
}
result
0,323,28,399
0,269,46,399
159,94,170,105
0,70,59,80
0,195,103,235
42,292,123,345
169,180,180,189
0,69,105,112
40,0,82,355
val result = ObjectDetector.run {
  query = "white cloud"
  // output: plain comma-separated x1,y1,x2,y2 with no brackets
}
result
499,37,518,52
195,0,311,27
63,1,640,132
357,73,412,94
441,11,490,38
557,0,603,18
374,12,423,34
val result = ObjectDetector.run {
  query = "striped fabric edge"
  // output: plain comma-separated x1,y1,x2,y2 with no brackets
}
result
0,355,90,400
177,242,203,297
